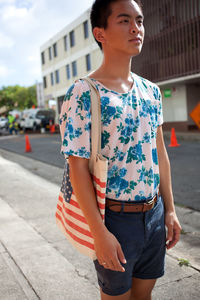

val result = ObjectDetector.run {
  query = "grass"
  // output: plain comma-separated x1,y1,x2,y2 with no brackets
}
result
178,258,190,267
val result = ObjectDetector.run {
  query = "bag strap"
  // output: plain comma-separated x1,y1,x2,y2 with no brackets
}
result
82,77,101,157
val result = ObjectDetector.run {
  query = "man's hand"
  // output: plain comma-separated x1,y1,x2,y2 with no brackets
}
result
165,211,182,250
94,230,127,272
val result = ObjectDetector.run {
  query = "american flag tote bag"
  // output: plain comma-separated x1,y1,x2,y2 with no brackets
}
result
55,78,108,260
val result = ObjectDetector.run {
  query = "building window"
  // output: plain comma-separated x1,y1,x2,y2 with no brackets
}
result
50,72,54,85
83,20,89,39
55,70,59,83
86,54,91,71
72,61,77,77
53,43,57,57
58,95,65,114
64,35,67,51
66,64,70,79
48,47,52,60
43,76,47,88
41,52,45,65
70,30,75,47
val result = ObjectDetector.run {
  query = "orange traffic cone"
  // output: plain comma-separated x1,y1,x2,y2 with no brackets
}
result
50,124,55,134
25,135,32,152
168,128,180,147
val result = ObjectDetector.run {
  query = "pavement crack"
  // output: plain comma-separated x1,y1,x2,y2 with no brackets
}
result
0,241,41,300
74,268,90,281
166,253,200,273
157,274,194,287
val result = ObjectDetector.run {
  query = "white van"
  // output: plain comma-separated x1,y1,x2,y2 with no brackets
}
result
19,108,55,131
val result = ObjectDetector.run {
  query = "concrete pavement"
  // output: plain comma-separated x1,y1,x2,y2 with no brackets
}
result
163,130,200,142
0,152,200,299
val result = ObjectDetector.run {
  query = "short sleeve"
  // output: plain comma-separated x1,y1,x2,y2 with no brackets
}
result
157,87,164,127
59,79,91,160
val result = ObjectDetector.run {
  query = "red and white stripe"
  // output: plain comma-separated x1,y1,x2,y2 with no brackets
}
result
55,174,107,260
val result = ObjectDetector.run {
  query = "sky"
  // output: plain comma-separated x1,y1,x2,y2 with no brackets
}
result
0,0,94,88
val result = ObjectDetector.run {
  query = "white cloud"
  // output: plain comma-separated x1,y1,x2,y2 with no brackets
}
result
0,0,15,4
0,0,94,87
0,32,15,48
27,55,37,62
1,3,38,35
2,5,28,20
0,63,15,78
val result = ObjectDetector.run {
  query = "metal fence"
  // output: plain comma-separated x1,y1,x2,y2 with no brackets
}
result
132,0,200,82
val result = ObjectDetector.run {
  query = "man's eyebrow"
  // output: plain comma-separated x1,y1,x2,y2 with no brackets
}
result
116,13,144,19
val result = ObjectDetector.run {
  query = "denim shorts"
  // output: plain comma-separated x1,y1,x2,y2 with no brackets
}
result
93,195,166,296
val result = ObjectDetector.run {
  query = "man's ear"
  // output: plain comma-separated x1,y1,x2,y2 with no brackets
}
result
93,27,106,44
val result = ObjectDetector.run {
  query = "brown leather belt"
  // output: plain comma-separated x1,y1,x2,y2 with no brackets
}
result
106,194,158,213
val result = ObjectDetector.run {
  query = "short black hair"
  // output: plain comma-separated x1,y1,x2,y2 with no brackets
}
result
90,0,143,50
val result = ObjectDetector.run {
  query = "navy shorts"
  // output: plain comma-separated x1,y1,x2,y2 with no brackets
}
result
93,195,166,296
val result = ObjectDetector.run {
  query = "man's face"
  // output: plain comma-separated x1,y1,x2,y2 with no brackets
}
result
102,0,145,56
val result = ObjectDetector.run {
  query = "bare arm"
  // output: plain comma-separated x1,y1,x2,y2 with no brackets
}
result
68,156,126,271
156,126,182,249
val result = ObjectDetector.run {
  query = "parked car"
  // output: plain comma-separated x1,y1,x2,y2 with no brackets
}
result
0,117,8,129
19,109,55,132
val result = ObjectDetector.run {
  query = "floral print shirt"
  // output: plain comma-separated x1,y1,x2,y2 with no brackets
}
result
59,72,163,201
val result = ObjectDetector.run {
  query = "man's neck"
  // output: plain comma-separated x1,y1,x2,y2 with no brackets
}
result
89,52,134,94
98,51,132,81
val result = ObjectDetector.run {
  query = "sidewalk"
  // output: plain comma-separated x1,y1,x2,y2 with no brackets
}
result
163,130,200,142
0,154,200,300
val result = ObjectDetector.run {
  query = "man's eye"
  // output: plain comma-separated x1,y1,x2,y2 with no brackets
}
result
138,20,143,24
120,19,129,23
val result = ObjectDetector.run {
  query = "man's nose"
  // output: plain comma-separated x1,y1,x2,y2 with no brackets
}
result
130,22,140,34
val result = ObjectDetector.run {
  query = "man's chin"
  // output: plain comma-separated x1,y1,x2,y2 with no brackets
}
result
131,49,143,57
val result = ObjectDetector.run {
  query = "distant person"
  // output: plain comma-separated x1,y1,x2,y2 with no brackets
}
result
59,0,181,299
8,114,19,135
13,118,19,134
8,114,15,135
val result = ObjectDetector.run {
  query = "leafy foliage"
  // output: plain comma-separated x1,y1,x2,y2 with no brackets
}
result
0,85,37,112
178,258,190,267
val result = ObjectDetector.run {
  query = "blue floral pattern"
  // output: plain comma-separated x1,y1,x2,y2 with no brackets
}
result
59,73,163,201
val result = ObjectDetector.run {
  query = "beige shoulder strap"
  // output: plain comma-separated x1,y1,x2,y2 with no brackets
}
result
82,77,101,157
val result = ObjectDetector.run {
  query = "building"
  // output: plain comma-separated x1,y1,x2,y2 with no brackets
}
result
133,0,200,131
40,0,200,130
40,9,102,122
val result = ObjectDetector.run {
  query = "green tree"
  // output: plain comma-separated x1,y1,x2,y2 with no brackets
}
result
0,85,37,111
0,85,20,110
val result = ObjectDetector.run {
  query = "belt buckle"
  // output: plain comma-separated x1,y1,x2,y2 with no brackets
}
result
143,195,156,211
146,198,154,205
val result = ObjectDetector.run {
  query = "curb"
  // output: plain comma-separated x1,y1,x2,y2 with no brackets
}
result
164,131,200,141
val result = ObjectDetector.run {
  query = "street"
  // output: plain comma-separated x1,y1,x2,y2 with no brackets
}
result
0,0,200,298
0,133,200,299
0,133,199,211
0,142,200,300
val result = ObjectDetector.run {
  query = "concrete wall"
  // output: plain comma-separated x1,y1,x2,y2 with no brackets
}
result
161,84,188,123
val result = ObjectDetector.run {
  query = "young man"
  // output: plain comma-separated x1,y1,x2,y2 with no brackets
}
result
59,0,181,299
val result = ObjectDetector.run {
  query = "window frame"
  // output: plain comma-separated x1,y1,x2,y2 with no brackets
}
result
55,70,60,84
72,61,77,77
41,52,45,65
50,72,54,85
53,43,58,57
64,35,68,51
66,64,70,79
43,76,47,88
83,20,89,39
86,53,91,71
48,47,52,60
70,30,75,47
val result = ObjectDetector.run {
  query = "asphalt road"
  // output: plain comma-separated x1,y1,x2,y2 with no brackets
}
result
0,133,199,211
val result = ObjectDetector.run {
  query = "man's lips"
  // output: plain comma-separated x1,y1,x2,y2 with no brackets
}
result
129,38,142,43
